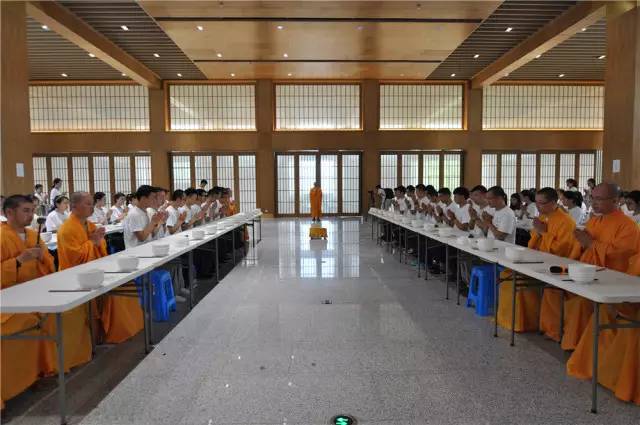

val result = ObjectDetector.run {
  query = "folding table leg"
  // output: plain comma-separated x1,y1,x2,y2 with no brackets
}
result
456,251,461,305
187,251,195,308
511,271,517,346
87,301,95,355
142,274,152,353
232,230,236,265
55,313,67,425
417,234,421,278
445,245,450,300
215,238,220,283
493,263,499,338
591,302,600,414
559,290,565,343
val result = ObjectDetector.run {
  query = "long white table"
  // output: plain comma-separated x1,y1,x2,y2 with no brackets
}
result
368,208,640,414
0,211,262,425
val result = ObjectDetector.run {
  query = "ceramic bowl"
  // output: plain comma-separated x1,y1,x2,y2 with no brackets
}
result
568,264,597,282
116,256,139,272
206,225,218,235
423,223,436,231
76,269,104,289
504,246,526,261
175,237,189,247
151,243,170,257
192,229,205,240
438,227,454,237
411,219,422,228
40,232,53,243
477,238,495,252
456,236,468,245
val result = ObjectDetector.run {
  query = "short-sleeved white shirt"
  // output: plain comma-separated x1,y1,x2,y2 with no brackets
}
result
452,203,471,224
179,205,193,223
166,205,180,229
147,207,166,239
488,206,516,244
568,206,585,225
110,205,124,223
45,210,69,232
123,206,152,249
89,206,108,225
49,187,62,205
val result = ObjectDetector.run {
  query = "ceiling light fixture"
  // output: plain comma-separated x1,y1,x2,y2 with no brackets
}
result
153,53,160,58
177,73,182,77
277,25,284,30
283,53,288,58
230,73,235,77
558,73,565,78
196,25,204,31
450,73,456,77
597,54,606,59
505,27,513,32
216,53,222,58
287,73,292,77
88,53,95,58
61,73,68,77
535,54,541,59
120,25,129,31
504,73,509,77
581,27,587,32
41,25,49,30
473,54,480,59
121,73,127,77
357,25,364,30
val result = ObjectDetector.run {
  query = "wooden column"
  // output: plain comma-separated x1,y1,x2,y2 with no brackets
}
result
464,87,483,187
362,79,379,213
255,79,275,216
149,87,170,190
1,1,34,194
602,3,640,189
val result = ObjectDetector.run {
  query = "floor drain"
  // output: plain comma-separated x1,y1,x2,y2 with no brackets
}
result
330,414,356,425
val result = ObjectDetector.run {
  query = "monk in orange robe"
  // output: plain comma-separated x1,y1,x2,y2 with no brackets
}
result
566,243,640,405
526,188,582,341
562,183,640,350
1,195,56,407
497,188,581,333
310,182,322,222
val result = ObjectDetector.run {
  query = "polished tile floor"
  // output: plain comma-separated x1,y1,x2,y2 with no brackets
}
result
13,219,640,424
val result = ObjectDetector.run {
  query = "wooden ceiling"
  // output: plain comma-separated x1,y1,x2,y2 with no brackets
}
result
25,0,609,82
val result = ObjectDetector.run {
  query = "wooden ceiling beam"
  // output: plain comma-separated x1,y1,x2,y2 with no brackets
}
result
471,1,608,89
26,1,161,88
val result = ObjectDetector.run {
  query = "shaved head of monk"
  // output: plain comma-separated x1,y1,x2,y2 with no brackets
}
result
70,191,94,219
591,182,620,215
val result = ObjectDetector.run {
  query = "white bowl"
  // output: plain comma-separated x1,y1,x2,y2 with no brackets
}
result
152,243,170,257
477,238,495,252
192,229,205,240
40,232,52,243
175,237,189,247
456,236,469,245
402,217,412,224
76,269,104,289
504,246,526,261
117,256,139,272
438,227,454,237
206,225,218,234
568,264,597,282
423,223,436,231
411,219,422,228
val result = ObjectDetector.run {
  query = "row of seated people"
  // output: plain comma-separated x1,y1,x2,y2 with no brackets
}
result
0,184,242,408
375,182,640,406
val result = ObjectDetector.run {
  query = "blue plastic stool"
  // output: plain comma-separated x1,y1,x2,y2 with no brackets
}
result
466,265,497,316
135,270,177,322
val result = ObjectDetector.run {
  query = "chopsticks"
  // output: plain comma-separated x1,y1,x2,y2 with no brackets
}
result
512,261,544,264
49,289,92,293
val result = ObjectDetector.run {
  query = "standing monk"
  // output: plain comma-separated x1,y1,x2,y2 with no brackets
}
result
562,183,640,351
310,182,322,222
529,188,582,341
42,192,104,373
1,195,55,407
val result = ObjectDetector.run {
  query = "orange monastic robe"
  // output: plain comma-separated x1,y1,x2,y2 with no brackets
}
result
497,209,581,333
310,188,322,219
566,248,640,405
0,223,55,407
562,210,640,350
40,214,105,374
528,208,582,341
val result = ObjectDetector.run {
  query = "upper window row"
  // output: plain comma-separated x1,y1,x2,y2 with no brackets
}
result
28,83,604,132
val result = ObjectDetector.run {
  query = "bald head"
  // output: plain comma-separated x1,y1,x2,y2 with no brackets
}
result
70,191,94,219
591,182,620,215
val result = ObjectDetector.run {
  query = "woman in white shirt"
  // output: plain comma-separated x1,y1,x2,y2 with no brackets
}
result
88,192,108,225
520,190,538,219
625,190,640,224
110,192,127,223
45,195,70,232
49,178,64,206
561,190,586,225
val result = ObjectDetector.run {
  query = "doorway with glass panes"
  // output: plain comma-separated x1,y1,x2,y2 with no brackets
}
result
275,152,361,217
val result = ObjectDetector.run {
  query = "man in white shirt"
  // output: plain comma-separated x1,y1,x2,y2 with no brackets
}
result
123,185,164,249
391,186,412,213
165,190,188,234
445,187,471,231
49,178,63,206
482,186,517,244
468,185,493,237
179,188,204,229
375,185,386,208
435,187,455,223
146,187,169,240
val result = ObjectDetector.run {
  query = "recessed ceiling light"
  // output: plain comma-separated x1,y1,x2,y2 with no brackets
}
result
153,53,160,58
400,73,405,77
504,73,509,77
277,25,284,30
558,73,565,78
121,73,127,77
120,25,129,31
283,53,288,58
357,25,364,30
473,54,480,59
41,25,49,31
196,25,204,31
581,27,587,32
597,54,606,59
287,73,292,77
61,73,68,77
230,73,235,77
535,54,541,59
177,73,182,77
450,73,456,77
88,53,95,58
216,53,223,58
505,27,513,32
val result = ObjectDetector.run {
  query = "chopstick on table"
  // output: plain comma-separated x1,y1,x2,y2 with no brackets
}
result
49,289,92,293
512,261,544,264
